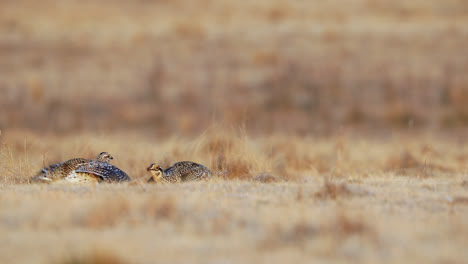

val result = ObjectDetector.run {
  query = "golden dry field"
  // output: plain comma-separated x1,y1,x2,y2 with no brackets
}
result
1,0,468,135
1,129,468,263
1,0,468,263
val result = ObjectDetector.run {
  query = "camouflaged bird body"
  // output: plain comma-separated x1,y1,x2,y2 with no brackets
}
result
32,158,91,182
165,161,212,181
148,173,181,183
32,153,130,183
148,161,212,183
75,161,131,183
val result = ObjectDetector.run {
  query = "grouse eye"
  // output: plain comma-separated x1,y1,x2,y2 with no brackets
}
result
81,161,86,164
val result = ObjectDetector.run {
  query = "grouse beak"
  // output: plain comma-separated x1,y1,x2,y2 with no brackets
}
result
109,156,114,160
147,166,153,171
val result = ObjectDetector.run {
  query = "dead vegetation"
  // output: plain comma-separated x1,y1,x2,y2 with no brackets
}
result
1,0,468,263
0,125,466,186
0,133,468,263
55,250,129,264
84,198,132,229
1,0,468,135
314,181,354,200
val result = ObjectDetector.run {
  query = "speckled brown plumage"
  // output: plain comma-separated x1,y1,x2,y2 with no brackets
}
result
147,161,212,183
32,152,130,183
96,152,114,163
32,158,90,183
75,161,130,183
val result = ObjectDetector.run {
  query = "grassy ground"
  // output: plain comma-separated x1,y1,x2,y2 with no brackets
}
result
1,179,467,264
1,0,468,263
1,129,468,263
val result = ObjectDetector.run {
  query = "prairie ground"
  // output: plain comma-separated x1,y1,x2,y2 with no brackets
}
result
1,0,468,263
1,129,468,263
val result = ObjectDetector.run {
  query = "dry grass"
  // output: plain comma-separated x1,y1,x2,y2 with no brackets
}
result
1,0,468,263
54,250,129,264
1,0,468,135
1,129,468,263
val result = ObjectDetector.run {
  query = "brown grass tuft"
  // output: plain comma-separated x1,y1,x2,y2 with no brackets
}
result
55,250,128,264
384,103,424,128
386,151,423,170
223,158,252,180
173,19,205,39
451,196,468,205
200,127,257,180
202,134,234,156
282,221,317,244
142,195,176,221
314,181,353,200
84,198,131,228
462,181,468,188
385,149,455,177
254,173,278,183
330,211,376,241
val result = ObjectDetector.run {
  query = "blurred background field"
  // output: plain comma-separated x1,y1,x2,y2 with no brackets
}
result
1,0,468,263
1,0,468,136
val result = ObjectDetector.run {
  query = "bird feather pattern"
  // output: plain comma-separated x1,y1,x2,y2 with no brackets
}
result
75,161,131,183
